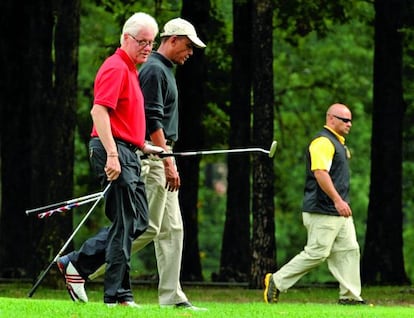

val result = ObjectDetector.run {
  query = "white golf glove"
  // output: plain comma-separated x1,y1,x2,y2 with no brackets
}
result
141,143,165,160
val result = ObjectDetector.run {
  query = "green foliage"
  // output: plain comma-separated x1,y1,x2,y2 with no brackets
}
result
198,161,227,280
401,2,414,282
402,162,414,284
201,1,233,148
274,0,373,41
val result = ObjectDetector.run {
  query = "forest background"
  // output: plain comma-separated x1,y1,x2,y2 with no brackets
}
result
0,0,414,290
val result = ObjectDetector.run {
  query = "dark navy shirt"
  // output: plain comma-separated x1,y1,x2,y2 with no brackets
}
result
138,52,179,141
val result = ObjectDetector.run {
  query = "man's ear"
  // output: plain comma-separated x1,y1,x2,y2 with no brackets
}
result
169,35,179,45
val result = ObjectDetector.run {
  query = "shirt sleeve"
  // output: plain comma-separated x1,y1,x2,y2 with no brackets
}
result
139,67,165,134
94,66,124,110
309,136,335,171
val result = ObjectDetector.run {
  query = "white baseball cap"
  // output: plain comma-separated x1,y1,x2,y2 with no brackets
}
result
160,18,206,48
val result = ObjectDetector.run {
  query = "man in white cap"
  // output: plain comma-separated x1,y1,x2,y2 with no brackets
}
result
89,17,207,311
134,17,206,311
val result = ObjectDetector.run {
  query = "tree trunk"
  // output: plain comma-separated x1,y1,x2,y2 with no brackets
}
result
361,0,410,285
250,0,276,288
0,0,79,284
217,0,252,283
176,0,210,281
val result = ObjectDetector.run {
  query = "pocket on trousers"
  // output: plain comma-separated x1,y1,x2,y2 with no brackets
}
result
117,146,141,186
89,146,106,179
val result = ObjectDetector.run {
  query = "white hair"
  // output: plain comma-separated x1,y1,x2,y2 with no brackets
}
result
120,12,158,45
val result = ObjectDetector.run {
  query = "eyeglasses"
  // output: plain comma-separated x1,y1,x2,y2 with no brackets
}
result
128,34,157,48
331,114,352,123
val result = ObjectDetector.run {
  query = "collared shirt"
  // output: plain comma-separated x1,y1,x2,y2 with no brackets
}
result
91,48,146,148
309,125,345,172
139,51,179,142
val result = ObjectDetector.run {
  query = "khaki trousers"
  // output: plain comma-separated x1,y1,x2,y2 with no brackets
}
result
131,157,187,305
273,212,363,301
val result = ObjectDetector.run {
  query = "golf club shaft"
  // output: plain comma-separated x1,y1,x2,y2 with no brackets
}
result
25,191,102,215
36,197,102,219
27,182,111,298
27,256,57,298
141,147,270,159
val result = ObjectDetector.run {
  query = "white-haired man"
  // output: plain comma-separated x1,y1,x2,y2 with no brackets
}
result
57,12,163,307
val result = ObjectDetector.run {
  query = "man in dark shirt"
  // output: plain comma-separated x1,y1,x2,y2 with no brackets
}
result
264,103,365,305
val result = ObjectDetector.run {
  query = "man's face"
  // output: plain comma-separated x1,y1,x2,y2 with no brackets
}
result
169,36,194,65
125,27,156,65
328,111,352,136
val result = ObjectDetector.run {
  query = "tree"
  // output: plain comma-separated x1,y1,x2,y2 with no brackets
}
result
0,0,79,282
362,0,411,285
176,0,210,281
216,0,253,283
250,0,276,288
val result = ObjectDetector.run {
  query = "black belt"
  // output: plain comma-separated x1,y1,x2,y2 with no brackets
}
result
114,138,139,152
91,137,139,153
166,140,175,147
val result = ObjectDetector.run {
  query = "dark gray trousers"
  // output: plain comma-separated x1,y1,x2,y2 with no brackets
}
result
68,138,148,303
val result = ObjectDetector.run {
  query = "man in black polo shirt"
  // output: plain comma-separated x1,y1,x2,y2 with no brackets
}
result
135,17,206,310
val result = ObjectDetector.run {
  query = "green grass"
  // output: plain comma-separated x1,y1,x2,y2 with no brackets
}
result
0,282,413,317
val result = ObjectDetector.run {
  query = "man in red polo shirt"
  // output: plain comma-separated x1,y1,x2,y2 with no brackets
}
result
57,12,163,307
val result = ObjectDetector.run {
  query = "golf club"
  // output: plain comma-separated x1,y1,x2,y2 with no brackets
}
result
36,196,103,219
25,191,103,215
142,140,278,159
27,182,111,298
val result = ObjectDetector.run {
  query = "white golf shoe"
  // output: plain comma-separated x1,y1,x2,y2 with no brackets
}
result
57,258,88,302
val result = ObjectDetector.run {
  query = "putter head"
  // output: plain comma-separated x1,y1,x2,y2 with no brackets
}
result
268,141,278,158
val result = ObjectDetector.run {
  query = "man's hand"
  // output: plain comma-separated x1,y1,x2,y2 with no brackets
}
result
333,199,352,217
164,158,180,191
313,169,352,217
142,143,165,160
104,156,121,181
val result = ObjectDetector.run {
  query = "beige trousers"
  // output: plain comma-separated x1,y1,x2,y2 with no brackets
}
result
132,157,187,305
273,212,363,301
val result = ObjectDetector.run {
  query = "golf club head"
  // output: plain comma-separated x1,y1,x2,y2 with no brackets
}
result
268,141,278,158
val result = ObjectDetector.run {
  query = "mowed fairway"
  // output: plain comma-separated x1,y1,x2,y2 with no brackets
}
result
0,282,413,318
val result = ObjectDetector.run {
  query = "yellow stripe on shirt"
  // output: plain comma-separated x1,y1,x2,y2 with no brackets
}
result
309,137,334,171
309,126,346,172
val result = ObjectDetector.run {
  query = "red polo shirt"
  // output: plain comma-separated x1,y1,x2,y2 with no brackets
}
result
91,48,145,148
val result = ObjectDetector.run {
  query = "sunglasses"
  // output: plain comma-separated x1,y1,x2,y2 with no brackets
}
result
332,114,352,123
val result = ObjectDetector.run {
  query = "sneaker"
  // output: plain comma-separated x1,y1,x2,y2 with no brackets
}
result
57,257,88,302
106,301,142,308
119,301,142,308
264,273,280,304
174,301,208,311
338,298,367,305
